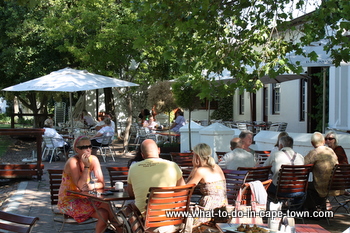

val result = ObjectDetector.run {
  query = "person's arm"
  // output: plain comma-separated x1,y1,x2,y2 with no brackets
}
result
126,183,135,198
88,155,105,190
176,177,185,186
186,168,203,185
67,156,91,191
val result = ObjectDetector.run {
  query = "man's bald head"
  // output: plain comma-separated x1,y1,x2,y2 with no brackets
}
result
140,139,160,158
230,137,242,150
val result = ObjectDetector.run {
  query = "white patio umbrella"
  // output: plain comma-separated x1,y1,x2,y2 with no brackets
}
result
2,67,139,130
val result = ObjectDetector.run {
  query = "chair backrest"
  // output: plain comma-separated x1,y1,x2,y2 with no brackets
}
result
170,152,193,157
106,166,129,188
237,123,247,131
278,122,288,132
0,210,39,233
327,164,350,194
269,124,279,131
237,166,272,182
100,135,113,145
43,136,55,148
240,179,272,205
215,151,227,161
254,150,271,166
118,203,144,233
144,184,195,230
171,153,193,168
275,164,313,199
223,169,248,205
48,169,64,205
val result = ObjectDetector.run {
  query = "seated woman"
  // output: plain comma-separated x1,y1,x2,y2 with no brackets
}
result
325,131,349,164
186,143,228,227
57,136,119,233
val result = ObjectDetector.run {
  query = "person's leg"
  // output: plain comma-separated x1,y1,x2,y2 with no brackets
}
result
91,208,109,233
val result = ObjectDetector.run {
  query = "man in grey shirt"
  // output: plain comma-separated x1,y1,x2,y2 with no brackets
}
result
218,137,256,170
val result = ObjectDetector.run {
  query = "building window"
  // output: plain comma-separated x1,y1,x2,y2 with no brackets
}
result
272,83,280,114
198,98,218,110
299,79,306,121
239,94,244,115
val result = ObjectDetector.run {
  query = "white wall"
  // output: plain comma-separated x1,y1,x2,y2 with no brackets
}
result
329,66,350,131
231,80,307,133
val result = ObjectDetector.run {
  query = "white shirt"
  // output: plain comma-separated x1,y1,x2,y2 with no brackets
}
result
95,120,115,130
218,148,256,170
44,127,66,147
263,147,304,185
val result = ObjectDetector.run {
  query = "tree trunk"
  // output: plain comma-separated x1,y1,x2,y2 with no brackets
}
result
123,90,133,152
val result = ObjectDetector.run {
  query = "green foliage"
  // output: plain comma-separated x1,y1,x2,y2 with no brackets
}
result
147,81,177,114
211,96,234,121
308,70,329,132
0,114,11,124
171,77,202,112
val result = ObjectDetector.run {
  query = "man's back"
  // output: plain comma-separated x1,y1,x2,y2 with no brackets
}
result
304,146,338,197
264,147,304,185
127,158,182,212
224,148,256,170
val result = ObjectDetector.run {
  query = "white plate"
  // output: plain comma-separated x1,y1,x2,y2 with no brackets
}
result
222,224,270,233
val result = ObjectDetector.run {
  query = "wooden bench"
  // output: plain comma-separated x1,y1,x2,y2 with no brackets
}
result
0,164,44,179
0,129,44,180
0,210,39,233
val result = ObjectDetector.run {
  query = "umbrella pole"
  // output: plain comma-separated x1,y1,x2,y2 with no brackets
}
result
70,92,73,134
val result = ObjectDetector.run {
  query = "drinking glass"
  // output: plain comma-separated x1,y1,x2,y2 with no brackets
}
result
90,171,98,193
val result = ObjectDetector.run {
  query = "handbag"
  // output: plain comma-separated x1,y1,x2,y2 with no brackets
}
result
229,186,265,224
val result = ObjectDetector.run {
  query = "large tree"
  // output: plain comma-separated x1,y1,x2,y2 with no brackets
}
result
0,1,77,127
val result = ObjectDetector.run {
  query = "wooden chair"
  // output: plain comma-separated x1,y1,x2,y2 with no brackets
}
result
223,169,248,205
117,203,144,233
106,166,129,208
106,166,129,188
325,164,350,214
143,184,196,232
254,150,271,166
268,164,313,211
215,151,227,162
171,152,193,168
0,210,39,233
237,166,272,182
47,169,97,232
241,179,272,205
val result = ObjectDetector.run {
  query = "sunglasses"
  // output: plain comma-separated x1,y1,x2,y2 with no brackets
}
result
76,145,93,150
325,138,335,141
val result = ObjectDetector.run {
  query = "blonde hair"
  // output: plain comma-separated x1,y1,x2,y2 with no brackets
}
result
193,143,215,168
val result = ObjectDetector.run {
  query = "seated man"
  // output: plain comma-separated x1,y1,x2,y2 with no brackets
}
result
303,132,339,211
94,112,115,131
127,139,185,213
264,135,304,195
90,117,114,155
218,137,256,170
43,123,71,160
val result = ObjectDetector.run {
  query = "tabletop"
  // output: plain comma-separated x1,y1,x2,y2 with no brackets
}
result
216,223,330,233
155,131,180,137
68,189,133,202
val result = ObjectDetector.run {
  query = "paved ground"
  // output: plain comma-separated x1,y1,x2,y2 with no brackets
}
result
1,152,133,233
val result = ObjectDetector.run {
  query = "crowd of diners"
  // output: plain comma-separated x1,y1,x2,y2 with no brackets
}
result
54,122,347,232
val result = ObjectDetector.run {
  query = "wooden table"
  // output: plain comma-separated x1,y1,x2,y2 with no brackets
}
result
68,189,133,232
68,189,132,202
216,223,330,233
